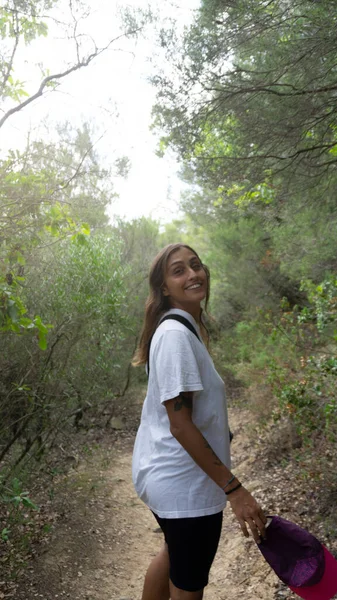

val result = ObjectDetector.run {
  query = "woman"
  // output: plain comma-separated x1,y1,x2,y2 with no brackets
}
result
132,243,266,600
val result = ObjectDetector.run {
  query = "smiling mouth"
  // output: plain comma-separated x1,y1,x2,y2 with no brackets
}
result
185,283,203,290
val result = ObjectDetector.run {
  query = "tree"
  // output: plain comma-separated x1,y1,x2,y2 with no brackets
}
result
0,211,163,475
0,231,130,472
153,0,337,178
0,121,116,342
151,0,337,282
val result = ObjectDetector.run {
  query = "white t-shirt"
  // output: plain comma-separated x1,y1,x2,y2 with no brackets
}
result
132,308,231,518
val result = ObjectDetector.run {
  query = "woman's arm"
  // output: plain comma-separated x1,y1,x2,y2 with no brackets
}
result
165,392,267,543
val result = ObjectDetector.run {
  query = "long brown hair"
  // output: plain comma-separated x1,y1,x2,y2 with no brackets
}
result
132,243,210,366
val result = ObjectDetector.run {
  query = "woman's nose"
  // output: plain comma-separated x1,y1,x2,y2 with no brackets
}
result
187,266,197,277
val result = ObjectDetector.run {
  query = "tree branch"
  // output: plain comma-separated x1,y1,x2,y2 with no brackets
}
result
0,9,20,98
0,27,142,131
52,131,106,193
195,142,337,164
204,80,337,99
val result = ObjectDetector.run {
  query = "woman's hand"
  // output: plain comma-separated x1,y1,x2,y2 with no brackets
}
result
228,486,267,543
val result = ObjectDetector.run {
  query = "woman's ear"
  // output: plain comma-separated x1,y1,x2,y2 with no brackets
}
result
162,286,169,297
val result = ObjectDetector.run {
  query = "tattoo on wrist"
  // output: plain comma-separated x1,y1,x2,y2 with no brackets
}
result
174,393,192,412
203,436,223,466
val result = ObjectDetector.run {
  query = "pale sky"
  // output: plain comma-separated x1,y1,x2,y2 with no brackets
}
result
1,0,200,223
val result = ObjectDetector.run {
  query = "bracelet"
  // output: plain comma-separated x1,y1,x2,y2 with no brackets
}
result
221,475,235,490
225,483,242,496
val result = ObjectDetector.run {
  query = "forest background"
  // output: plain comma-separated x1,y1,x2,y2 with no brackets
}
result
1,0,337,583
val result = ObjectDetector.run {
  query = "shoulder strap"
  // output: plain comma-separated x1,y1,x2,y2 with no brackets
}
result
147,315,201,376
159,314,201,341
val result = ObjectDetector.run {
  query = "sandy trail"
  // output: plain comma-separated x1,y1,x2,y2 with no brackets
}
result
82,446,279,600
17,407,294,600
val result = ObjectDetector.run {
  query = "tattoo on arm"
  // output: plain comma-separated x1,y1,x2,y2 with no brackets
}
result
203,436,223,466
174,393,193,412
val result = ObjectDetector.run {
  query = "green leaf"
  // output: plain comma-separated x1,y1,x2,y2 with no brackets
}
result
1,528,10,541
38,332,47,350
74,233,89,246
50,224,59,236
21,496,38,510
81,223,90,235
17,252,26,265
8,303,19,322
19,317,33,327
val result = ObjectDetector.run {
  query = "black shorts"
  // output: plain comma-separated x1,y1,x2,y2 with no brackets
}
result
153,511,223,592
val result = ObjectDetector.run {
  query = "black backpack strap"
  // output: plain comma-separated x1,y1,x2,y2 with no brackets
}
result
159,315,201,341
147,314,201,376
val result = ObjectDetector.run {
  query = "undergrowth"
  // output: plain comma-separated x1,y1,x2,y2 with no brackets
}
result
216,275,337,533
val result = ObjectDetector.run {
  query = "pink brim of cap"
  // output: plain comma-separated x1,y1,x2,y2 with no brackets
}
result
289,546,337,600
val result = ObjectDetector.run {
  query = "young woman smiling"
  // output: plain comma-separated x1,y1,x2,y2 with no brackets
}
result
132,244,266,600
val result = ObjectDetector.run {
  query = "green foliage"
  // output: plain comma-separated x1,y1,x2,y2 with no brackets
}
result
1,527,10,541
0,215,161,478
277,355,337,443
299,277,337,333
0,123,113,342
0,120,137,480
0,1,56,102
152,0,337,287
0,277,53,349
229,277,337,453
2,232,129,450
1,478,38,511
155,0,337,177
0,475,40,578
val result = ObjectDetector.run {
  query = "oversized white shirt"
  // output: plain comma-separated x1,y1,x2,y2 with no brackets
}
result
132,308,231,518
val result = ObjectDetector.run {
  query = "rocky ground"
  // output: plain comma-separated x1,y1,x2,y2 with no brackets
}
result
2,404,336,600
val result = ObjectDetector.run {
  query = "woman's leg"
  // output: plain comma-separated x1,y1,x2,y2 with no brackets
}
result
169,580,203,600
141,542,170,600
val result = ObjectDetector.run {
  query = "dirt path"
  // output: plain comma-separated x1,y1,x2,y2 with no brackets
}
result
14,409,313,600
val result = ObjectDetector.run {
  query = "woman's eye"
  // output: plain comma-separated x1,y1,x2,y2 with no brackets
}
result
172,263,201,275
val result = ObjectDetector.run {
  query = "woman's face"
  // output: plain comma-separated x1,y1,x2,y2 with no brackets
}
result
162,247,207,315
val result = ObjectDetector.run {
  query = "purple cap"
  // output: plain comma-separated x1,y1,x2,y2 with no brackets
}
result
257,516,337,599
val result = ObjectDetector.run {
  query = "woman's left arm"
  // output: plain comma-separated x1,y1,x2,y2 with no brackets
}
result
165,391,267,543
